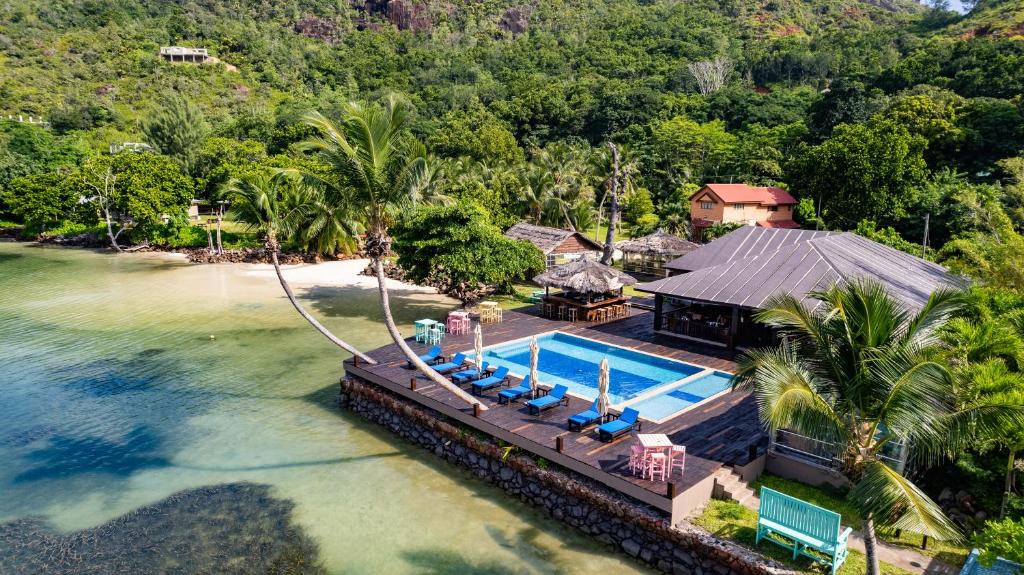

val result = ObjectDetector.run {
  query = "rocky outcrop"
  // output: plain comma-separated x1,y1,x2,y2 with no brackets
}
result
386,0,433,31
352,0,433,32
294,15,345,44
499,6,532,35
338,376,795,575
184,248,333,265
937,487,990,531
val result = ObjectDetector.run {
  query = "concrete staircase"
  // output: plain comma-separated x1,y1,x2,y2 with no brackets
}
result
712,467,759,508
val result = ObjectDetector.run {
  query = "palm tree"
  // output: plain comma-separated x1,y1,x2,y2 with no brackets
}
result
224,170,375,365
734,280,1023,575
301,95,484,409
942,315,1024,518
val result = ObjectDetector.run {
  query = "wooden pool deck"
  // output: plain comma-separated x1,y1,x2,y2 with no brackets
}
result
343,306,767,520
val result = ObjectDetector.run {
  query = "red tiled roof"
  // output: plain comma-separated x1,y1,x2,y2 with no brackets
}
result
694,183,797,206
757,219,800,229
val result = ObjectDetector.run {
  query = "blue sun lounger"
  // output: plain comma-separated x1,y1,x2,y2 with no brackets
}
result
498,375,533,404
526,384,569,415
452,362,488,384
597,407,641,442
567,399,602,431
409,345,443,367
432,353,467,374
471,367,510,395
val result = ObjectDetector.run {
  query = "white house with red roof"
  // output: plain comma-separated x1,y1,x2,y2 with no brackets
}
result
689,183,799,239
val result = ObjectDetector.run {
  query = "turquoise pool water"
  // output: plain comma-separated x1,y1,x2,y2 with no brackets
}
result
478,332,703,404
0,243,650,574
627,371,734,421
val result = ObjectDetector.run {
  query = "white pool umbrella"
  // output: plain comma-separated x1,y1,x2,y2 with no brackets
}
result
597,357,611,420
529,336,540,398
474,324,483,377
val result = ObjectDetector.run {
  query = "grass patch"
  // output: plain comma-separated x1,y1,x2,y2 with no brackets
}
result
694,500,914,575
491,283,541,310
752,474,969,565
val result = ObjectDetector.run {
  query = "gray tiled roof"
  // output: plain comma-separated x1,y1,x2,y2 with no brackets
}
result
665,226,836,272
638,228,966,311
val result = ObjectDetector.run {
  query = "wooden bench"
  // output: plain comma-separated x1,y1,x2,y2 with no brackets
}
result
756,487,852,575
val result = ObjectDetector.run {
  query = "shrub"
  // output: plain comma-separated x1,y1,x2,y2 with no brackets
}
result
391,202,545,302
974,518,1024,565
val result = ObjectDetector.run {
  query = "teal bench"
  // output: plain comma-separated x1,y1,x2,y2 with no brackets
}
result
756,487,852,575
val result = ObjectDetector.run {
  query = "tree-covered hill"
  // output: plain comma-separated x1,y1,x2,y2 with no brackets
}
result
1,0,1022,268
942,0,1024,38
0,0,928,148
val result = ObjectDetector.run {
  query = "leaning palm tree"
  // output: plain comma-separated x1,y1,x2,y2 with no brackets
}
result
734,280,1023,575
224,170,375,365
301,95,483,409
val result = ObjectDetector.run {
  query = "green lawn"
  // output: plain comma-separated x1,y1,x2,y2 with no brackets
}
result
752,475,970,566
695,499,914,575
491,283,542,310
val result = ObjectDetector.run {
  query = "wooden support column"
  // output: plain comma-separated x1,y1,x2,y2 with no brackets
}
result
729,306,740,349
410,378,417,391
653,294,664,331
556,436,564,453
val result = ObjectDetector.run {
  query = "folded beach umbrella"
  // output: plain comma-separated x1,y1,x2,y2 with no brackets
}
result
474,323,483,377
597,357,611,420
529,335,540,398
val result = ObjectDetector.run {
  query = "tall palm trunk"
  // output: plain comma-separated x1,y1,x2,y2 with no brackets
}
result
862,515,881,575
268,235,377,365
216,206,224,255
372,257,484,409
601,141,620,265
1002,448,1017,518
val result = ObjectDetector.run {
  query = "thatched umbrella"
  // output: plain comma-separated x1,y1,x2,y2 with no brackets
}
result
529,335,540,399
596,358,611,421
533,258,637,295
615,229,699,258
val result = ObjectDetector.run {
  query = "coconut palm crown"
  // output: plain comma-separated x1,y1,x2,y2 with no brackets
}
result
733,280,1024,575
301,95,484,409
224,170,375,365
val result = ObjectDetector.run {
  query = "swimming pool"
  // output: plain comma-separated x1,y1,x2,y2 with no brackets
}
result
475,332,703,404
625,370,734,422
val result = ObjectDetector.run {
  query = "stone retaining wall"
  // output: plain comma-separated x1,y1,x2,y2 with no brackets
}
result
339,376,793,575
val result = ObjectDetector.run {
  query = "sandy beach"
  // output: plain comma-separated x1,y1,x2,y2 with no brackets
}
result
242,257,444,294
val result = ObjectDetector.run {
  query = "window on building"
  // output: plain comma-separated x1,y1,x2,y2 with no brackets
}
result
733,203,743,210
767,205,778,212
700,201,713,210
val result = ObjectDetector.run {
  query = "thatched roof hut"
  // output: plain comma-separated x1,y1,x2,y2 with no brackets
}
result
616,230,698,257
533,258,637,294
615,229,698,278
505,222,603,268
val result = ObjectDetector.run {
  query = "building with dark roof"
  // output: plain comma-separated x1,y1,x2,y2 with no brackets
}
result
690,183,800,239
637,226,966,348
504,222,603,268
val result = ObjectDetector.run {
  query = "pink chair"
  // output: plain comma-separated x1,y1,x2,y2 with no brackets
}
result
447,313,469,335
670,445,686,476
628,444,646,476
647,452,668,481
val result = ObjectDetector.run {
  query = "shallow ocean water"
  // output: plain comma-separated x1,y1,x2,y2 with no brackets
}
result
0,242,650,574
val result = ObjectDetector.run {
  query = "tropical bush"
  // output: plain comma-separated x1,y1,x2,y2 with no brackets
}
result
391,202,545,301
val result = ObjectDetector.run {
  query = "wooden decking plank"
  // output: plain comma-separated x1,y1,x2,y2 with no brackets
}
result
345,307,766,506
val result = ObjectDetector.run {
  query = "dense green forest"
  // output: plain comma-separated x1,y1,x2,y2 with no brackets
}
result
3,0,1024,559
2,0,1023,261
